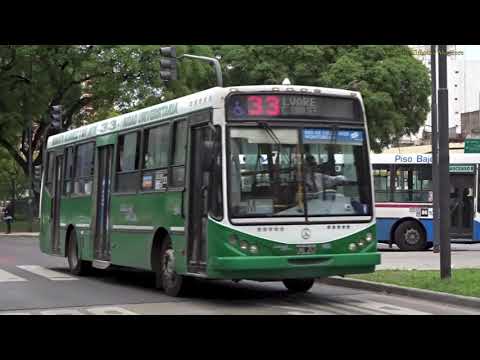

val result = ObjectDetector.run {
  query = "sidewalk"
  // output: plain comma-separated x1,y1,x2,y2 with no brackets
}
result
378,243,480,270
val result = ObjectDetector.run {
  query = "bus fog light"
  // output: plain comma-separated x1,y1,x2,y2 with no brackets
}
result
348,243,358,251
240,241,249,251
228,234,238,246
365,233,373,243
249,245,258,254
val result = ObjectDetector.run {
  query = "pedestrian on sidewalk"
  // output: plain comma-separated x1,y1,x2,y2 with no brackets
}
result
3,200,14,234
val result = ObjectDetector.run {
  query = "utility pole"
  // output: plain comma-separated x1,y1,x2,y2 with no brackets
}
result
438,45,451,279
431,46,440,253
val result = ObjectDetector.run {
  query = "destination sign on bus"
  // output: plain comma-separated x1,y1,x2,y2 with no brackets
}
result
227,94,358,121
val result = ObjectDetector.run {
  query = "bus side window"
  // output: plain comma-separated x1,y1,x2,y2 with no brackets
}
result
73,142,94,196
116,131,140,193
373,164,390,202
170,119,187,188
142,124,170,191
63,147,75,196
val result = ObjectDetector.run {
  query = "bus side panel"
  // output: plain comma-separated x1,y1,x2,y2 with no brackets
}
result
376,218,396,242
61,196,94,258
474,218,480,241
109,192,186,271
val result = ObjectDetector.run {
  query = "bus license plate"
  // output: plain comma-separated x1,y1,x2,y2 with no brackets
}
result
297,245,316,255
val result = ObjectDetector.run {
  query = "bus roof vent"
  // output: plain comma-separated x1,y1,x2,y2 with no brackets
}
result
282,78,292,85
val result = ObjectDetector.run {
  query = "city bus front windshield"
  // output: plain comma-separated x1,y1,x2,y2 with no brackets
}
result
228,127,372,220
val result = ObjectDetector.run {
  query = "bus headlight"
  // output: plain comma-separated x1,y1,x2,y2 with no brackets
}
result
249,245,258,254
365,233,373,243
228,234,238,246
358,240,366,247
348,243,358,252
240,241,249,251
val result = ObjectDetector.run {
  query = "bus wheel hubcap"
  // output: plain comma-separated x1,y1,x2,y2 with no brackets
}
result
163,249,176,286
405,229,420,245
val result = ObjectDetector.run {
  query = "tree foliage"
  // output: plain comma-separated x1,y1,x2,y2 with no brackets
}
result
0,44,430,191
215,45,431,152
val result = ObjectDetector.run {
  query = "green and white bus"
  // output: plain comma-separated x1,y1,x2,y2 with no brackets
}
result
39,85,380,296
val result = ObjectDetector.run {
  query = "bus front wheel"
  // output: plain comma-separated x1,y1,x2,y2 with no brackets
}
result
282,279,315,293
156,237,191,297
67,230,91,276
394,220,426,251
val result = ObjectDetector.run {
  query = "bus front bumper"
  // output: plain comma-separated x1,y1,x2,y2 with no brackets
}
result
208,252,381,280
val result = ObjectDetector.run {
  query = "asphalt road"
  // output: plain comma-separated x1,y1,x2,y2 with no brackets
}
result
377,242,480,270
1,235,479,315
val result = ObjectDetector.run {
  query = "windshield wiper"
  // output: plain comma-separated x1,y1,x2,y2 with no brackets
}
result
258,121,281,145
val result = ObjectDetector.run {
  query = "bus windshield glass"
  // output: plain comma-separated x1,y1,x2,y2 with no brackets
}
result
228,127,372,220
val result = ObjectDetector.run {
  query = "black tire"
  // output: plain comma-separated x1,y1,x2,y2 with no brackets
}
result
424,243,434,250
67,230,92,276
394,220,427,251
155,236,191,297
282,279,315,293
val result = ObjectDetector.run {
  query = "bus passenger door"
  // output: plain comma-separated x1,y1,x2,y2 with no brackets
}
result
449,174,474,239
51,154,64,255
92,145,114,263
187,125,215,273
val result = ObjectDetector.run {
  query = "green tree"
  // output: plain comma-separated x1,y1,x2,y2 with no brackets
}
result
0,45,169,178
215,45,431,152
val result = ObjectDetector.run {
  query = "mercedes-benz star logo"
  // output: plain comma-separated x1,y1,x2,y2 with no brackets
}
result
301,228,312,240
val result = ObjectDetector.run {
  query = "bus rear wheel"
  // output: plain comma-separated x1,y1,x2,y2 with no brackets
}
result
156,237,191,297
282,279,315,293
67,230,91,276
394,220,426,251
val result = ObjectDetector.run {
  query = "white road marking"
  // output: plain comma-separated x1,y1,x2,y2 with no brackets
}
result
40,309,83,315
0,312,32,315
86,306,138,315
276,305,338,315
276,298,431,315
0,269,28,283
17,265,78,281
353,300,431,315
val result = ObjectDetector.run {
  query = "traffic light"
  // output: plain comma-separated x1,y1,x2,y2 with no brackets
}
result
34,165,42,181
50,105,63,131
33,165,42,192
160,46,177,81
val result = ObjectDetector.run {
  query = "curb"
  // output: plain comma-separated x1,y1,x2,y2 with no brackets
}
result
318,276,480,309
0,233,39,238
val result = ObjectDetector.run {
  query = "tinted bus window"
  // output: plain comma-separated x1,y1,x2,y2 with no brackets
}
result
116,132,140,193
393,164,432,203
74,142,94,195
171,120,187,187
373,165,391,202
142,125,170,191
144,125,170,170
64,147,75,195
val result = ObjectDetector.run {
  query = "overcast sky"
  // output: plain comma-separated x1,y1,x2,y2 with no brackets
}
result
462,45,480,60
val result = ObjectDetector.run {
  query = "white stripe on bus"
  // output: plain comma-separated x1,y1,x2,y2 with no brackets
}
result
112,225,154,231
17,265,78,281
169,227,185,232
